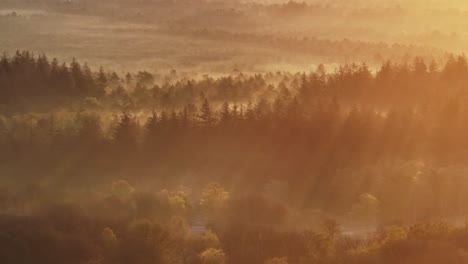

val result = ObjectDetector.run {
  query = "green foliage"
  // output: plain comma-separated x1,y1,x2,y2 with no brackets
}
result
157,189,189,214
83,97,102,109
111,180,135,199
199,248,226,264
200,183,229,212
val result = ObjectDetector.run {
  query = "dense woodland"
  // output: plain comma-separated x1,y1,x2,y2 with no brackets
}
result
3,51,468,263
0,50,464,109
3,0,468,263
3,182,468,264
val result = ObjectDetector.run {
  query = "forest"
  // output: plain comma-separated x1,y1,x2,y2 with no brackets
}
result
3,0,468,263
2,51,468,263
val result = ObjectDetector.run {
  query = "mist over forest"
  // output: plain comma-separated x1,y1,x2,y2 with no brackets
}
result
3,1,468,264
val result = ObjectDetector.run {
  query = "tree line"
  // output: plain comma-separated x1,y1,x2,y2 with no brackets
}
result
1,51,467,112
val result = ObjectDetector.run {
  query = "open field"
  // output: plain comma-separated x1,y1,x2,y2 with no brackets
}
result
0,4,453,75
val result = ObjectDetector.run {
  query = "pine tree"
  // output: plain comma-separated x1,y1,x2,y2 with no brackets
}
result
113,111,139,151
199,98,216,127
70,57,84,94
96,66,108,97
220,102,231,124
